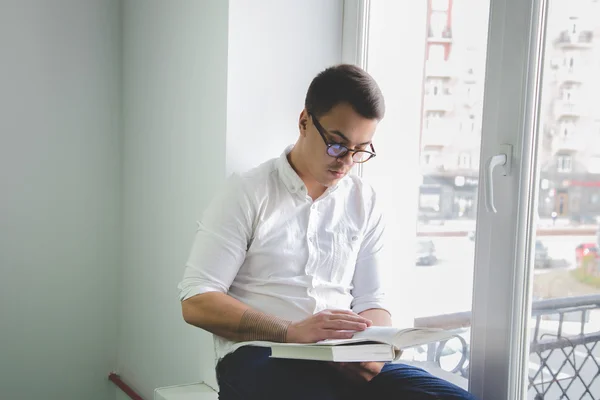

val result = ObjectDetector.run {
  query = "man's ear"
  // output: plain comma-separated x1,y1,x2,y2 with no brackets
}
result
299,109,309,136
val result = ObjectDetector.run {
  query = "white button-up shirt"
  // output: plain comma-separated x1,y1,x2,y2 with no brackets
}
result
178,147,389,358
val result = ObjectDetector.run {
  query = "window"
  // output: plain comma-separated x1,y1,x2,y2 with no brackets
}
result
426,79,445,96
419,193,441,211
353,0,600,397
425,112,445,130
557,155,572,172
568,16,579,35
559,120,576,137
465,84,477,103
461,115,477,133
458,153,472,169
421,150,441,167
563,51,578,70
561,87,577,102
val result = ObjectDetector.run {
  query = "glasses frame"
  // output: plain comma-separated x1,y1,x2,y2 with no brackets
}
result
309,112,376,164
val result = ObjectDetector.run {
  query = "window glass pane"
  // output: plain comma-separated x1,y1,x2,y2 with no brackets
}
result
529,1,600,398
364,0,491,388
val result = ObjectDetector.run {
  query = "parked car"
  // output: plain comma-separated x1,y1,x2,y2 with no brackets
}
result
534,240,550,269
575,243,599,266
416,239,437,266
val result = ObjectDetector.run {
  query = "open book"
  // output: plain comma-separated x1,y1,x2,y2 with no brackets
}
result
233,326,457,363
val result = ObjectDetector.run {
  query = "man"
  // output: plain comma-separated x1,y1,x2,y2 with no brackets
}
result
178,64,477,399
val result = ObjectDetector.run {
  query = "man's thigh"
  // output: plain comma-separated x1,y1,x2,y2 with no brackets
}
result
216,346,352,400
366,363,479,400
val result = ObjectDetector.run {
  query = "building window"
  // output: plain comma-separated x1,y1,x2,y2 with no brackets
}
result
422,150,441,167
425,112,445,130
460,115,476,133
557,155,572,173
426,79,447,96
458,153,472,169
563,51,578,70
568,17,579,35
465,84,477,103
559,120,576,138
561,87,577,103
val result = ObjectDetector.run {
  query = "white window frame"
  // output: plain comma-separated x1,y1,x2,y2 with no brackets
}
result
343,0,550,398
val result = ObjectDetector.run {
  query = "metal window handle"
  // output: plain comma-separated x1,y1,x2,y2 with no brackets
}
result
485,145,513,213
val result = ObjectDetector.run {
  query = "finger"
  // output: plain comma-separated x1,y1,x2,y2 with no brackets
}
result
320,329,356,340
328,309,362,316
329,314,372,324
323,320,368,331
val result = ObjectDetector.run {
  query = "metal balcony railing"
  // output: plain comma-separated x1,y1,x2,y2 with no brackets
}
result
414,294,600,399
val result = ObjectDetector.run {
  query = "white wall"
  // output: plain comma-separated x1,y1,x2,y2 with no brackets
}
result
119,1,229,398
0,1,121,399
361,1,428,328
226,0,343,173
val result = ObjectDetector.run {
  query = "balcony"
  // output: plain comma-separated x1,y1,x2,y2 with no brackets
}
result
424,95,454,112
425,61,454,78
556,30,594,48
428,27,453,43
552,135,584,154
421,128,452,147
414,294,600,400
556,67,586,83
554,100,585,118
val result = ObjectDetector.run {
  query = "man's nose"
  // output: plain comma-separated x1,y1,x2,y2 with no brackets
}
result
339,152,354,166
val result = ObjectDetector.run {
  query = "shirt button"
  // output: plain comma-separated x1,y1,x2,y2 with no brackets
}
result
311,204,316,210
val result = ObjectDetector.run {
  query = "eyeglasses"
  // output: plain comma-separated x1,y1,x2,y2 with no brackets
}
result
309,112,376,164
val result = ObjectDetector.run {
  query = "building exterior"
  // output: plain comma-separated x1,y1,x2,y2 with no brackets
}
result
418,0,600,222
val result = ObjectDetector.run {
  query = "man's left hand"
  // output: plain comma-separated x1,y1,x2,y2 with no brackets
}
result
331,361,385,383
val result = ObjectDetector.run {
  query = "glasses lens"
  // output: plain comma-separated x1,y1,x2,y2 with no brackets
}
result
352,151,372,163
327,144,348,157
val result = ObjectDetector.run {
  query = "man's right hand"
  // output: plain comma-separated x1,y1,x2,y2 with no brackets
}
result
285,309,372,343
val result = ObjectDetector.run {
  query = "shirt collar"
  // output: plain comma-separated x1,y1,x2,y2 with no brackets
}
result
276,145,347,195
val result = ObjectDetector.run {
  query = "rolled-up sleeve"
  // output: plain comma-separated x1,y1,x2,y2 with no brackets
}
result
351,193,391,315
178,174,254,301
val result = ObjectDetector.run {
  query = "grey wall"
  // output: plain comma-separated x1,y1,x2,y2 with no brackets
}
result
0,1,122,399
119,1,229,397
117,0,344,396
0,1,344,398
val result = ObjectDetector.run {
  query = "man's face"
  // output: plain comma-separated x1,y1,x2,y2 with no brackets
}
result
299,102,378,188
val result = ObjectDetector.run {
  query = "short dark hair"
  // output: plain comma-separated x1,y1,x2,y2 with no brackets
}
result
304,64,385,120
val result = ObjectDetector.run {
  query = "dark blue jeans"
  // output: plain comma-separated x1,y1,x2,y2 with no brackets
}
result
216,346,478,400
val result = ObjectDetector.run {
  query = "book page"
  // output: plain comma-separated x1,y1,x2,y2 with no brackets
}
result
316,326,402,346
393,328,457,349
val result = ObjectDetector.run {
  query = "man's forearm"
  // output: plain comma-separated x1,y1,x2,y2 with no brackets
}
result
181,292,291,343
358,308,392,327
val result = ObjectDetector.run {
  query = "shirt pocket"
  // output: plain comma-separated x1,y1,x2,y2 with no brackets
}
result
330,231,362,285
